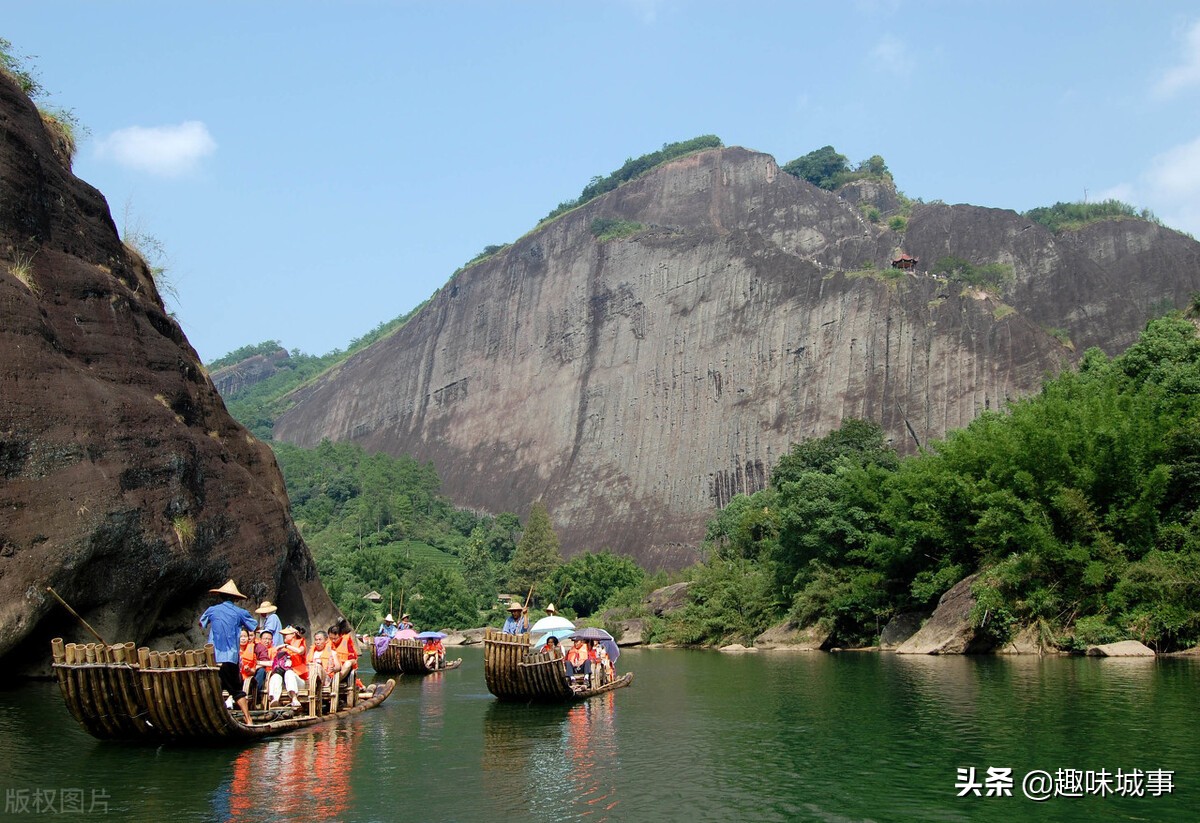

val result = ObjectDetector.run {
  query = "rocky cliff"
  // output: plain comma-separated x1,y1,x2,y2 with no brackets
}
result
273,147,1200,569
210,347,290,396
0,73,338,670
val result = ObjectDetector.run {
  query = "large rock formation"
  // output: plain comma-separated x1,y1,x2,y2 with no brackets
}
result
209,347,290,396
273,147,1200,568
0,73,337,670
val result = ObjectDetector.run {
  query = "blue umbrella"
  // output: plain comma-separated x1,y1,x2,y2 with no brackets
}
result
416,631,447,639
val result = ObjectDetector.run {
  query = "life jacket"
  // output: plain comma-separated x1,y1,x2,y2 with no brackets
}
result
239,643,256,678
567,645,589,666
331,634,358,661
310,644,339,674
288,639,309,680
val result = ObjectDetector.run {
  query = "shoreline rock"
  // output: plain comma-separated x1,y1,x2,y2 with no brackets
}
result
1085,640,1155,657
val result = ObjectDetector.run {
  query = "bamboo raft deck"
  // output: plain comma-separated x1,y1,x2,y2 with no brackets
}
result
483,628,633,702
51,638,394,743
369,638,463,676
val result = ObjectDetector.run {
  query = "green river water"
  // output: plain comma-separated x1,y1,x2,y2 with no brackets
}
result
0,647,1196,822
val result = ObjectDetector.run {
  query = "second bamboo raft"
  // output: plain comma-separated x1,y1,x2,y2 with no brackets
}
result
369,638,463,675
482,628,633,702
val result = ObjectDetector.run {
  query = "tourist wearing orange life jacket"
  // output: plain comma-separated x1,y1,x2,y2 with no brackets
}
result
308,631,340,689
423,637,445,669
328,621,359,681
565,637,591,680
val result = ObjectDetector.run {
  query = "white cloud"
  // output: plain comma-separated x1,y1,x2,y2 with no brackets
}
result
1154,19,1200,99
95,121,216,176
872,35,913,80
1104,135,1200,238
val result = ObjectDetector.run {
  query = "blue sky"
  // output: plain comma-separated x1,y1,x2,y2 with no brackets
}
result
7,2,1200,363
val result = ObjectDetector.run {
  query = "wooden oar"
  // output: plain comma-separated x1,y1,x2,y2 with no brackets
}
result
45,586,107,645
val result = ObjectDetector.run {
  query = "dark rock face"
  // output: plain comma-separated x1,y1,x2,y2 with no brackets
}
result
878,611,927,649
273,147,1200,569
209,348,290,396
0,73,337,670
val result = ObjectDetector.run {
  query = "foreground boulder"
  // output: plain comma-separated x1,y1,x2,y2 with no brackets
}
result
1085,640,1155,657
0,72,337,670
896,573,993,655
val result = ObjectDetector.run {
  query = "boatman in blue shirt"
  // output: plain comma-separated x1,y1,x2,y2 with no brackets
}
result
199,579,258,726
378,614,398,638
501,601,529,634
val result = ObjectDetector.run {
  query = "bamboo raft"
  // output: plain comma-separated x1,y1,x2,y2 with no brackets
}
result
483,628,633,702
369,638,463,675
51,638,395,743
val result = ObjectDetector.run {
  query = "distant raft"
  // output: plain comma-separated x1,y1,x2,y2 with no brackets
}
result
369,638,463,675
483,628,633,702
51,638,394,744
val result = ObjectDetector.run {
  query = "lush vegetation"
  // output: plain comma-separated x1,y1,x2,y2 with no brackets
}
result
590,217,644,241
1024,200,1161,234
781,146,891,191
929,255,1014,292
207,340,289,372
542,135,723,223
666,316,1200,651
274,439,522,630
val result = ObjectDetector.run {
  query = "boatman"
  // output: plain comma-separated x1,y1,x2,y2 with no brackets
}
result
501,601,529,634
199,579,258,726
398,613,414,631
378,614,398,638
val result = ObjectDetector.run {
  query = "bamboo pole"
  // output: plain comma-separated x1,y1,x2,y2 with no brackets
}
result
45,587,107,644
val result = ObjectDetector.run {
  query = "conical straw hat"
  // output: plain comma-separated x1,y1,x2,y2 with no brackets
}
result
209,579,247,599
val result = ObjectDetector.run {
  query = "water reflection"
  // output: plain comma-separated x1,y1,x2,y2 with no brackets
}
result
419,672,447,742
213,724,361,822
483,695,620,821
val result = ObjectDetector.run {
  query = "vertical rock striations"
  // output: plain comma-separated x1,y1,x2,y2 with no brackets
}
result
274,147,1200,568
0,72,337,670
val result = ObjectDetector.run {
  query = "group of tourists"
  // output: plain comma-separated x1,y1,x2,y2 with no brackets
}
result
199,579,359,725
550,635,614,690
502,600,615,693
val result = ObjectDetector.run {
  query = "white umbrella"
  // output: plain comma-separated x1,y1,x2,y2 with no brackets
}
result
530,615,574,633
